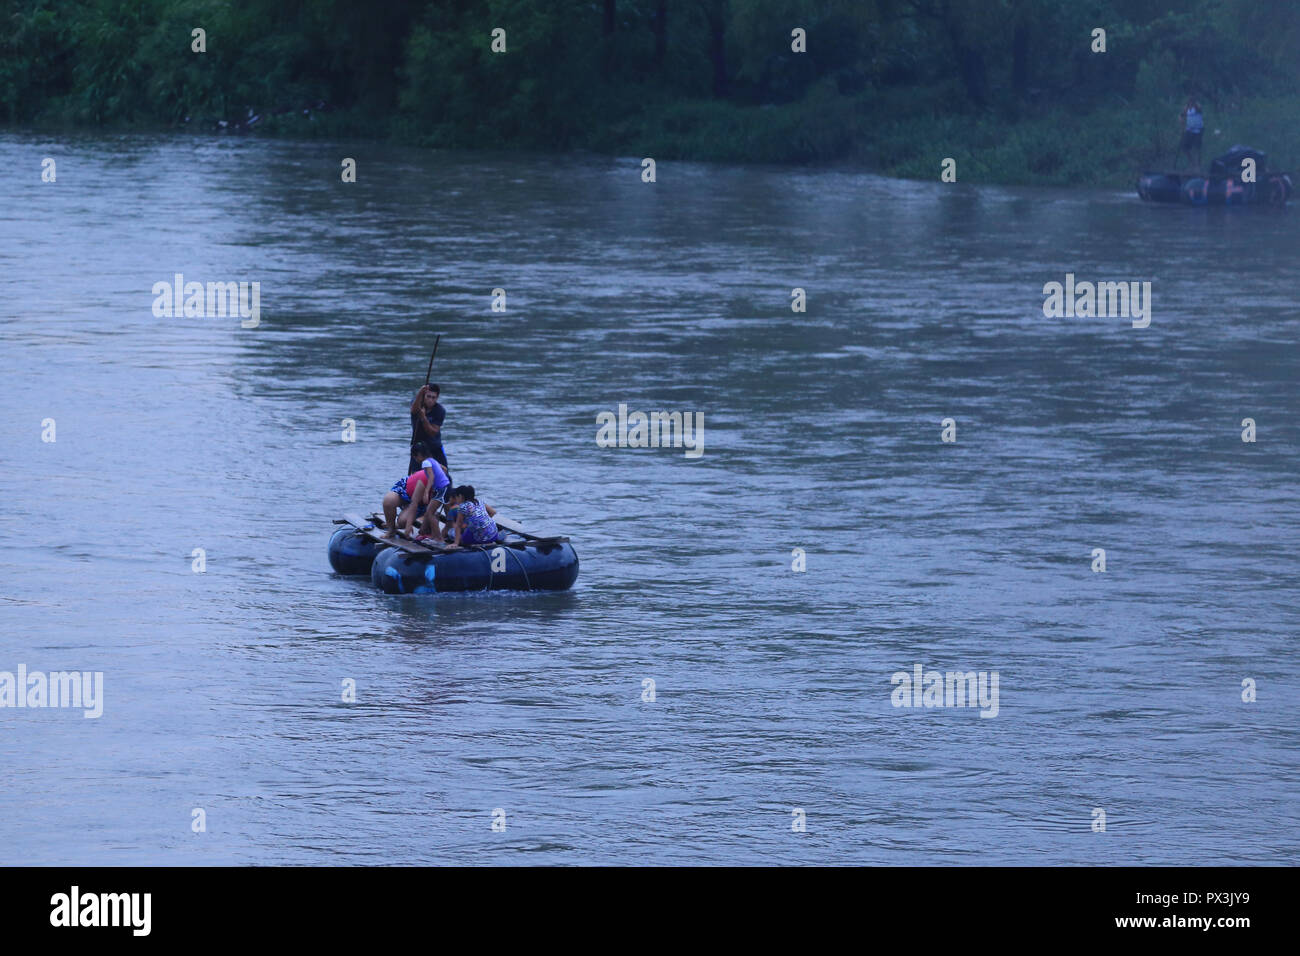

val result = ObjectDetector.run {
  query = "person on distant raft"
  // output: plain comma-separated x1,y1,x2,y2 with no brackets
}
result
382,445,451,539
442,485,499,548
1177,97,1204,172
408,384,448,474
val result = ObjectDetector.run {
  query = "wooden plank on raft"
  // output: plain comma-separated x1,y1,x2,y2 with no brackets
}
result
340,513,450,554
489,513,569,543
343,512,568,549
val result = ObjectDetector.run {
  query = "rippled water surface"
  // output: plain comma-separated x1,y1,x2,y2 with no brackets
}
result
0,132,1297,864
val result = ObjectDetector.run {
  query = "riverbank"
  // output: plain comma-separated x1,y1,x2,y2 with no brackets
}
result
18,89,1296,190
8,0,1298,189
585,92,1300,186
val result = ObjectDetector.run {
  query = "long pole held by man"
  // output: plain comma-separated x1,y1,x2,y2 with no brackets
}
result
408,337,449,476
425,335,439,386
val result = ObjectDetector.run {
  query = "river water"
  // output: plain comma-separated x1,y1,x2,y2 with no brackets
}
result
1,132,1296,864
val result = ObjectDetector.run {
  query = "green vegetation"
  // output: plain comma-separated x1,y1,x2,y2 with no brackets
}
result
4,0,1299,184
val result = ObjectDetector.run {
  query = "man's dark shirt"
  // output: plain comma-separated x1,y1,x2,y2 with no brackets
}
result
409,402,447,471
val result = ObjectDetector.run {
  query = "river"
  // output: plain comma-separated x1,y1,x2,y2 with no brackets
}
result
1,132,1296,864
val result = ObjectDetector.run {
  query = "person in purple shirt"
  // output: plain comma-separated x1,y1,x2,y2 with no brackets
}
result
442,485,499,547
383,445,451,539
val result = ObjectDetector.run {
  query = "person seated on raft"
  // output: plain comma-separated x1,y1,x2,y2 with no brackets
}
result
382,444,451,539
441,485,499,548
415,481,452,542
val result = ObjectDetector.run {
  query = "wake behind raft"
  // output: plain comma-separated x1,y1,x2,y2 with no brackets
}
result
328,513,579,594
1138,145,1293,206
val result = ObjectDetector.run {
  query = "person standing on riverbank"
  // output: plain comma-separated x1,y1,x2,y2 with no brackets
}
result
1177,98,1204,171
408,384,448,474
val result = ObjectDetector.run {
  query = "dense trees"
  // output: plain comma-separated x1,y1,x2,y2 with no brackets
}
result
2,0,1297,180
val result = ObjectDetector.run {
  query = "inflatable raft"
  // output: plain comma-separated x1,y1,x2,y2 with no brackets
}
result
1137,170,1292,205
329,515,578,594
1138,145,1292,206
369,538,579,594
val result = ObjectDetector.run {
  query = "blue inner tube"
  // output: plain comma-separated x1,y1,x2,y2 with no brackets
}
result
370,540,579,594
328,526,386,575
1137,172,1182,203
1137,170,1292,206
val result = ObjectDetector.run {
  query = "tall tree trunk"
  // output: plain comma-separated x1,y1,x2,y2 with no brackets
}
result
1011,15,1029,99
601,0,617,77
963,48,987,106
923,0,986,107
942,17,986,105
653,0,667,67
705,3,729,97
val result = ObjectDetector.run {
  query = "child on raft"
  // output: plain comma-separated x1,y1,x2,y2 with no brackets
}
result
381,444,451,539
441,485,499,548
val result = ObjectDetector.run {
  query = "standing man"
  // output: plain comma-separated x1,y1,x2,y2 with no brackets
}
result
1177,97,1204,172
408,384,449,475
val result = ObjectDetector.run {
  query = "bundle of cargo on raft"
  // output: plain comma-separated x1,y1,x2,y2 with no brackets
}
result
329,513,579,594
1138,145,1293,206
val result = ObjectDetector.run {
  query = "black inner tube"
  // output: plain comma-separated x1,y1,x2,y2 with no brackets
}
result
469,540,533,592
501,543,532,591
